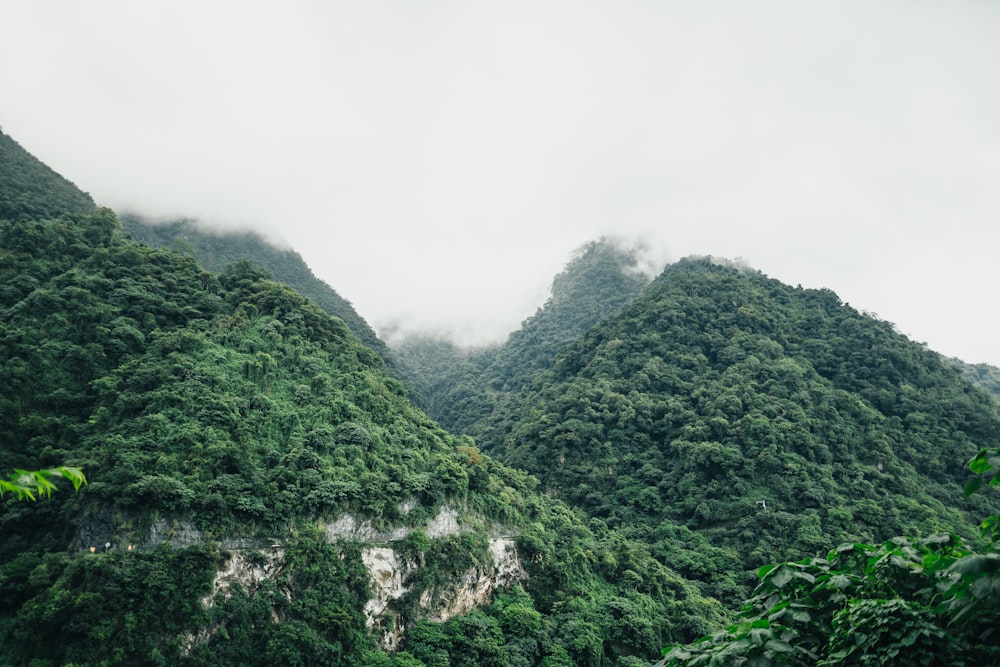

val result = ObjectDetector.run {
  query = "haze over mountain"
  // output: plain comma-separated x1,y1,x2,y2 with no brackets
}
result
2,128,731,666
5,125,1000,664
3,1,1000,365
119,214,406,382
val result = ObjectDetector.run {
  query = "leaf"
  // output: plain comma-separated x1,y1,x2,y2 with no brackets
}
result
948,553,1000,575
964,477,982,497
969,576,1000,600
765,639,793,653
758,563,781,579
790,609,811,623
969,451,992,474
770,567,793,589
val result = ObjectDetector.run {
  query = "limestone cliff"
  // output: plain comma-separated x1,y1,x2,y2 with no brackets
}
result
112,503,527,653
362,537,526,650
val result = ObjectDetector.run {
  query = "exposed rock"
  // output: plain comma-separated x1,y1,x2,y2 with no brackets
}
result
420,538,525,622
362,537,527,650
425,505,461,538
323,514,410,543
77,501,524,652
144,517,204,549
362,547,412,651
323,504,466,543
203,547,288,607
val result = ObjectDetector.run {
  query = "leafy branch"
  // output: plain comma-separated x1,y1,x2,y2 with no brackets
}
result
657,447,1000,666
0,466,87,501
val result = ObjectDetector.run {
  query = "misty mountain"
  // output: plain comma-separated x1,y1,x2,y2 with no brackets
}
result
0,132,721,666
395,238,651,437
5,127,1000,665
0,130,96,220
120,214,406,382
421,255,1000,602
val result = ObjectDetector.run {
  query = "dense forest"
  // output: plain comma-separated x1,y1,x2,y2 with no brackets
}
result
0,130,721,666
119,214,405,382
2,127,1000,665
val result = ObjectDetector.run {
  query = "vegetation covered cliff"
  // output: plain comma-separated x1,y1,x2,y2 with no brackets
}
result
4,125,1000,665
0,129,718,666
119,214,406,383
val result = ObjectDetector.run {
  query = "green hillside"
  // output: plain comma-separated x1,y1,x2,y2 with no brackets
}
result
0,130,96,219
120,214,405,381
446,258,1000,600
396,239,650,438
0,135,719,666
950,357,1000,403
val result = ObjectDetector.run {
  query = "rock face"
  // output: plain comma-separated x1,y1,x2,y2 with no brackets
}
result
323,504,464,543
204,547,287,609
362,537,527,650
79,502,525,651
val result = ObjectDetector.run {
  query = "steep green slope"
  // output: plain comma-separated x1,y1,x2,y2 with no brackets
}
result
396,238,651,436
120,214,404,379
950,357,1000,404
0,144,720,665
477,258,1000,598
0,130,96,219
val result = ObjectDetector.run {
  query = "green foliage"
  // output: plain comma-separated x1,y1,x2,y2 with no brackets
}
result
119,214,407,383
949,358,1000,404
447,258,1000,599
657,449,1000,666
0,465,86,500
0,545,219,666
0,130,96,220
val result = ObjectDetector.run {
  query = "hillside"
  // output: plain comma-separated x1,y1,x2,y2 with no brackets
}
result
950,357,1000,403
396,238,651,436
120,214,405,381
0,130,96,219
0,134,720,666
429,257,1000,602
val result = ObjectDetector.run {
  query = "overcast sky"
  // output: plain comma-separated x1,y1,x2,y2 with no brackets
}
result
2,1,999,364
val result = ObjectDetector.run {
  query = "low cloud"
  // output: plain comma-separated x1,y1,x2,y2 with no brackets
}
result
2,1,999,363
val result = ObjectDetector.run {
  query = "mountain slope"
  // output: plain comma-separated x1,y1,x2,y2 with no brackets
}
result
950,357,1000,403
120,213,405,380
471,258,1000,597
0,129,96,220
0,136,721,666
396,238,651,436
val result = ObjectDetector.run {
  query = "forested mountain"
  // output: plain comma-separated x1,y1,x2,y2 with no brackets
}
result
120,214,405,381
0,130,96,219
396,239,651,438
950,357,1000,403
412,256,1000,604
5,126,1000,665
0,132,722,666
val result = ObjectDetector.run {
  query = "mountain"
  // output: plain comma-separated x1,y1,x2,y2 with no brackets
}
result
119,214,406,381
396,238,651,438
0,132,720,666
423,256,1000,601
950,357,1000,403
0,130,96,219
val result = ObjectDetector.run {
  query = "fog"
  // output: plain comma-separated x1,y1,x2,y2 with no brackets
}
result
2,1,999,363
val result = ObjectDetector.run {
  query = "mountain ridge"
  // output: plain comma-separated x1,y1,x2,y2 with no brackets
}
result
0,129,721,666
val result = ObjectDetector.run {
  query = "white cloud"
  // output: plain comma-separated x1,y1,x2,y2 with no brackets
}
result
2,0,999,362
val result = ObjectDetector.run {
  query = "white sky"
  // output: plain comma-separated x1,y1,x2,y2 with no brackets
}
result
2,1,999,364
